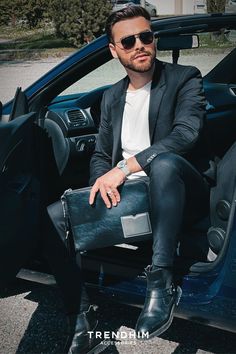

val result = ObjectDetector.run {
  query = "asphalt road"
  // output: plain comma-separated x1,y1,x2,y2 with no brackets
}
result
1,53,236,354
1,278,236,354
0,50,232,104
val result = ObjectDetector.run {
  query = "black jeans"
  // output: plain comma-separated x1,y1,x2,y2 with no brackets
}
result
42,205,89,315
147,153,210,267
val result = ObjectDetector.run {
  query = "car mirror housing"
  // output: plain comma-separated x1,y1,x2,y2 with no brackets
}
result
156,34,199,51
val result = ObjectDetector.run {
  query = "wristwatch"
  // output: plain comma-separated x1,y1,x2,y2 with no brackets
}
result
116,159,131,177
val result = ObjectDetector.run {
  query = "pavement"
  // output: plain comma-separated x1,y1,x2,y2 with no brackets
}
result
1,278,236,354
0,50,232,105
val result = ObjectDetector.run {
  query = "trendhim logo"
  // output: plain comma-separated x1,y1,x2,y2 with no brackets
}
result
87,330,149,340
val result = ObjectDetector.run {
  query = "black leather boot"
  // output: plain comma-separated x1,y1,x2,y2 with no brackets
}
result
135,266,182,338
67,305,105,354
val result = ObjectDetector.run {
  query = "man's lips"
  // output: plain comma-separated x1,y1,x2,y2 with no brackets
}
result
132,52,151,60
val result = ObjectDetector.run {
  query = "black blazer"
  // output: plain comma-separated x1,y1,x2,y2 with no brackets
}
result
90,59,211,185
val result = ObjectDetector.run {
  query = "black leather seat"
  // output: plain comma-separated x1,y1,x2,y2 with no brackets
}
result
207,141,236,256
44,118,70,175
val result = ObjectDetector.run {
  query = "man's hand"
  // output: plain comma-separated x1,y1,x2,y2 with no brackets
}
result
89,167,126,208
89,156,142,208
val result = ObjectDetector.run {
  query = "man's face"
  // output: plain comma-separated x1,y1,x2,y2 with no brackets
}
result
109,16,156,73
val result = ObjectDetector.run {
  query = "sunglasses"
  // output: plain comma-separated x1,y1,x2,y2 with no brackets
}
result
115,31,154,50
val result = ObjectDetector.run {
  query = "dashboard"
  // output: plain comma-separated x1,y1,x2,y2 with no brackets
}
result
43,88,106,187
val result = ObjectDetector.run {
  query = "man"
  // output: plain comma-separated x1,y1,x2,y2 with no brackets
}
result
48,5,211,353
88,4,210,339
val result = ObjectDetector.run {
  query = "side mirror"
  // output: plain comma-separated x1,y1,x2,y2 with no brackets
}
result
156,34,199,51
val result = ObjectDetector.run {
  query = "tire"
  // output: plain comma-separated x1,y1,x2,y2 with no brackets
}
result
151,9,157,17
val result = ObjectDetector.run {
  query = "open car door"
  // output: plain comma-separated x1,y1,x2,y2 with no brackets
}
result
0,112,40,286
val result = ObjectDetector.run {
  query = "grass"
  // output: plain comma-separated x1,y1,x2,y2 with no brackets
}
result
0,26,72,49
0,24,75,59
0,24,235,60
199,32,235,48
0,35,72,50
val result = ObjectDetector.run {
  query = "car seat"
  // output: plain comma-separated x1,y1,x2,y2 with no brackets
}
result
207,141,236,257
43,117,70,175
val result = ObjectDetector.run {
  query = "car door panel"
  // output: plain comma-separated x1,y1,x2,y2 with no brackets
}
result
0,113,40,286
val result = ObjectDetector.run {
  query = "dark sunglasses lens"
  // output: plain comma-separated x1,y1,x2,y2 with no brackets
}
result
121,35,136,49
140,31,154,44
120,32,154,49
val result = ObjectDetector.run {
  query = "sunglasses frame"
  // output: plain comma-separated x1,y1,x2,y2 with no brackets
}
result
114,30,154,50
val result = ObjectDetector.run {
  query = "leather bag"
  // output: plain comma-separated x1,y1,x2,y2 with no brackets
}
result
61,178,152,252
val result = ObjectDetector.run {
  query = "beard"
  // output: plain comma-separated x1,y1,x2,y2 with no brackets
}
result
117,48,156,73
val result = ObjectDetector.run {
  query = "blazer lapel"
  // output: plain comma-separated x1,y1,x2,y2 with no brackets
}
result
149,60,166,143
111,76,129,164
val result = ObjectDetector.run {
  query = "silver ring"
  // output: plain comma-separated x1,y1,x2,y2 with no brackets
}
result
107,190,113,196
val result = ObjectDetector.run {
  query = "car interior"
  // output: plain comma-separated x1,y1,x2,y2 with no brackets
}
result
1,15,236,291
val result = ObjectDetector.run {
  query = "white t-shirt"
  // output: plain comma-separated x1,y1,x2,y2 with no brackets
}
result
121,81,151,179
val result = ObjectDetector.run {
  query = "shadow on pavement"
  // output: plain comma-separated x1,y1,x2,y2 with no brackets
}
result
6,280,236,354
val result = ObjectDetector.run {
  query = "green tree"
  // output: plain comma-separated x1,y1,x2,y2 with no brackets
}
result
0,0,10,26
0,0,20,26
206,0,226,13
19,0,48,28
0,0,48,28
49,0,112,47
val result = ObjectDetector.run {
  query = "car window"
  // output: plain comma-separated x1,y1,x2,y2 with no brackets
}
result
59,59,127,96
0,56,72,105
59,30,236,97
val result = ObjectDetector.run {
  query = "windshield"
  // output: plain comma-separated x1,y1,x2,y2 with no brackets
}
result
116,1,133,4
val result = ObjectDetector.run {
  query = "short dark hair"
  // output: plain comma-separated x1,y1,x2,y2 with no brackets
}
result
105,5,151,43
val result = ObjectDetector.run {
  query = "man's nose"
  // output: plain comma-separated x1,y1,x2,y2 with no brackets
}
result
134,36,144,50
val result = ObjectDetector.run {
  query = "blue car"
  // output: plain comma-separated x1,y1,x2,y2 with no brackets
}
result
1,13,236,334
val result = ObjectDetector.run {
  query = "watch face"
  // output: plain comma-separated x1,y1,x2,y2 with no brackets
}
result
117,160,126,168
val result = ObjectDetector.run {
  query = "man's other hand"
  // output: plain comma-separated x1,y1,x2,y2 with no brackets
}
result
89,167,126,208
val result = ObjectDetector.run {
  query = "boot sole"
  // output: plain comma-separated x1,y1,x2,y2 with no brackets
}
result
139,286,182,340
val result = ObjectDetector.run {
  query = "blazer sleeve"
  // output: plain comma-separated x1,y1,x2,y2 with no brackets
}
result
89,91,113,185
135,66,207,170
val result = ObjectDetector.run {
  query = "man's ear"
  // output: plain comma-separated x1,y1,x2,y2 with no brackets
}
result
109,43,118,59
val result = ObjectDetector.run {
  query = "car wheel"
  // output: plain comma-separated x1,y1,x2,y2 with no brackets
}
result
151,9,157,17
